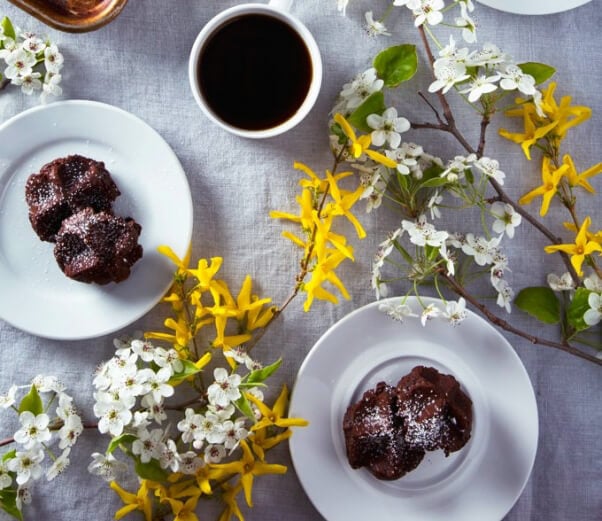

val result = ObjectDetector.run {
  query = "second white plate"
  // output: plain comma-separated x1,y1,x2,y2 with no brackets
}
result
289,297,538,521
0,100,193,340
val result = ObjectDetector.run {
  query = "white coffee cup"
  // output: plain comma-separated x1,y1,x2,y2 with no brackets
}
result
188,0,322,139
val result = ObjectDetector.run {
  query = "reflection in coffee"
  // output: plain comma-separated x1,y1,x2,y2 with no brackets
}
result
198,14,313,131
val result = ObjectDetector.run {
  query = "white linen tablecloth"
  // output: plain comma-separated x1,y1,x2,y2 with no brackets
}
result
0,0,600,520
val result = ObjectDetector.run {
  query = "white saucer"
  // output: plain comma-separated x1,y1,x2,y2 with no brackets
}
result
476,0,591,15
289,297,538,521
0,100,193,340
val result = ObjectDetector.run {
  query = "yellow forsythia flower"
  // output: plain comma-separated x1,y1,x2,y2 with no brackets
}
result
333,113,397,168
500,82,591,160
544,217,602,275
519,156,568,216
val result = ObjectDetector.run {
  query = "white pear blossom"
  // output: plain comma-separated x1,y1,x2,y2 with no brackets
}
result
95,402,132,437
338,68,384,111
207,402,236,421
177,408,204,444
58,414,84,450
132,410,151,431
402,215,449,247
130,339,156,362
7,449,44,485
132,428,164,463
584,293,602,326
223,419,249,451
379,301,418,322
192,411,225,449
490,201,521,238
159,439,180,472
177,451,204,475
456,1,477,43
474,157,505,184
438,35,469,61
204,444,227,464
3,48,35,79
14,411,52,449
428,191,443,219
466,43,507,66
361,170,387,212
462,233,502,266
0,385,18,409
21,34,45,54
386,145,420,175
32,375,64,394
16,486,32,511
88,452,126,482
13,71,42,95
365,11,391,37
584,273,602,292
207,368,242,407
139,367,174,403
440,154,476,181
43,43,63,72
459,73,500,103
367,107,410,149
499,64,536,95
46,448,70,481
495,278,514,313
547,272,575,292
0,461,12,489
421,303,441,326
153,347,184,373
412,0,445,26
443,298,467,326
439,241,456,276
429,60,470,94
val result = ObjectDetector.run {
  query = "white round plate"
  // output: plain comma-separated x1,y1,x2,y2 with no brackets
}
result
289,297,538,521
0,100,193,340
476,0,591,15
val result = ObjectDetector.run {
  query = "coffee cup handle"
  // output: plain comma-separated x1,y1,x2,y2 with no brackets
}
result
268,0,293,12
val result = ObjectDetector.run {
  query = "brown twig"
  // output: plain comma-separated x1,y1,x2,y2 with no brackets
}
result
440,271,602,366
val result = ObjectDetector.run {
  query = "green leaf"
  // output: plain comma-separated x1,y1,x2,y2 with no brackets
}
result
1,17,16,41
246,358,282,385
373,44,418,88
18,385,43,415
329,123,347,145
0,489,23,521
2,450,16,463
234,393,256,422
134,458,168,482
514,287,560,324
347,92,386,133
107,434,137,454
567,287,592,332
420,164,445,182
420,177,448,189
518,62,556,85
168,359,203,385
465,167,474,185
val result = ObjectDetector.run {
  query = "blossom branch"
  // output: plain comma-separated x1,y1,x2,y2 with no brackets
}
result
0,421,98,448
414,25,580,282
439,271,602,365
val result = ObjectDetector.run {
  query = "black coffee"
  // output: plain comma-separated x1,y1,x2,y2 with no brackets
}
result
198,13,313,131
